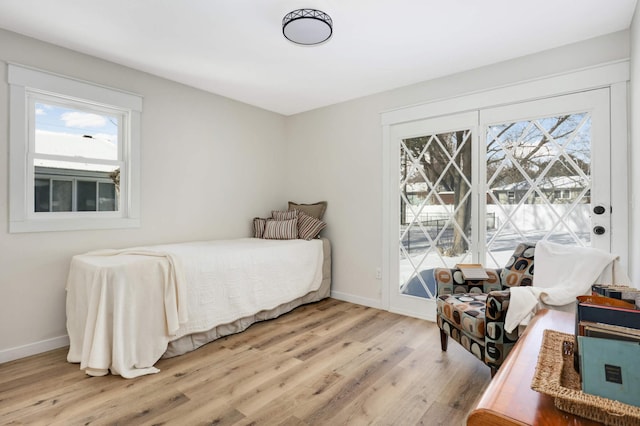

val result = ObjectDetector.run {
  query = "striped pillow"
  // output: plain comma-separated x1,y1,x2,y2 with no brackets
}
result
253,217,267,238
297,212,326,240
263,218,298,240
272,210,298,220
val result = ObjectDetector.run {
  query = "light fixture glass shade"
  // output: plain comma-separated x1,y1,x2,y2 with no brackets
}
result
282,9,333,45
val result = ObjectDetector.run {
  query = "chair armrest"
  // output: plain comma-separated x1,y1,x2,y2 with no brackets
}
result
486,289,511,322
485,289,520,369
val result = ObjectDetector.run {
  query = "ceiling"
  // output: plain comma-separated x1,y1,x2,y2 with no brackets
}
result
0,0,636,116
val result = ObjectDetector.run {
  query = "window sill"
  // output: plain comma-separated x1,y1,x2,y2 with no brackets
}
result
9,217,140,233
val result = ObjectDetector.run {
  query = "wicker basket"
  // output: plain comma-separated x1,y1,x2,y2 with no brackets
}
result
531,329,640,426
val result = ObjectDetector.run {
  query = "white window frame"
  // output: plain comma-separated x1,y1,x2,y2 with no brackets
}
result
8,64,142,233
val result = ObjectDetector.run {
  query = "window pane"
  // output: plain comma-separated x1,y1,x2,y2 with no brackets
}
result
34,164,120,213
77,181,97,211
35,102,118,160
35,178,50,212
485,112,592,267
98,182,117,211
399,129,473,300
51,180,72,212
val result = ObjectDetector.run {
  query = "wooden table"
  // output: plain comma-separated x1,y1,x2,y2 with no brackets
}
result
467,309,601,426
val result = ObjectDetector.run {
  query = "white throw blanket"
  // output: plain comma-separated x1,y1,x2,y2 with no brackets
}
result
66,238,324,378
504,241,631,333
83,248,189,336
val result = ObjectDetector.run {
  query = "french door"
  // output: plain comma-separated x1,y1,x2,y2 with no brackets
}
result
386,89,611,320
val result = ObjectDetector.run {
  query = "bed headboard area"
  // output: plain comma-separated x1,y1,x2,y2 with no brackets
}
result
253,201,328,241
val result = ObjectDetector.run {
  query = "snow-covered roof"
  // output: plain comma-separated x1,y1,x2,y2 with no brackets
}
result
34,131,118,172
491,175,588,191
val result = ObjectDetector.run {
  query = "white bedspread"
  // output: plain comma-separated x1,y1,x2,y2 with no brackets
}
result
504,241,631,333
66,238,324,378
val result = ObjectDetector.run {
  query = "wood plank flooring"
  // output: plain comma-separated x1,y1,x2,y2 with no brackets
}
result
0,299,490,425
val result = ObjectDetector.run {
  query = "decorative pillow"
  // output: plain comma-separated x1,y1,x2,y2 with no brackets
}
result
288,201,327,220
297,211,327,240
500,242,536,287
272,210,298,220
253,217,267,238
263,218,298,240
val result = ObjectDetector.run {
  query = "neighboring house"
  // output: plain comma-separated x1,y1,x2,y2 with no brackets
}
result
34,132,119,212
490,175,589,205
34,166,118,212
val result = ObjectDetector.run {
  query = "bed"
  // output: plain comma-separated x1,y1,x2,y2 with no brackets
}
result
65,237,331,378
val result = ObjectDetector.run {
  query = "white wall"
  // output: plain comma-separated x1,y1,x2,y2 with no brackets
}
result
630,7,640,285
0,29,287,360
285,30,632,307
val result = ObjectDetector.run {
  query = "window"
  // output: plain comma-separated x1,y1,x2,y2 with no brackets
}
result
8,64,142,233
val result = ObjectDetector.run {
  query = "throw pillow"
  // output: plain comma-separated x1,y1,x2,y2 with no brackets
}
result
253,217,267,238
297,211,327,240
288,201,327,220
263,218,298,240
272,210,298,220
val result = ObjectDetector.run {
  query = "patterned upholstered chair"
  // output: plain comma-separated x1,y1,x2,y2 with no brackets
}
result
435,243,536,376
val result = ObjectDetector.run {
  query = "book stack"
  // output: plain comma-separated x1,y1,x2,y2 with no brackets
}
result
574,292,640,407
591,284,640,308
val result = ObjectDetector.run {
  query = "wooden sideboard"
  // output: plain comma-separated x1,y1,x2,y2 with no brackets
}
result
467,309,601,426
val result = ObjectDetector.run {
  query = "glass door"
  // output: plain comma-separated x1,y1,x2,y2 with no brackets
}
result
480,89,611,267
386,89,611,321
388,112,478,320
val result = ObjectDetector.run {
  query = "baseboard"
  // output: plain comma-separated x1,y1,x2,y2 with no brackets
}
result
388,306,436,322
330,290,383,310
0,335,69,364
331,291,437,322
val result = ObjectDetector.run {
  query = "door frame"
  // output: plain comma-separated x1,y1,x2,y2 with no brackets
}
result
381,61,629,318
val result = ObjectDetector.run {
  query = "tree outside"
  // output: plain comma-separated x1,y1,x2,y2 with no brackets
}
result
400,112,591,270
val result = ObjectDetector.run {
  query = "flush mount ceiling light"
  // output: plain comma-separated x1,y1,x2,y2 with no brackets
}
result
282,9,333,46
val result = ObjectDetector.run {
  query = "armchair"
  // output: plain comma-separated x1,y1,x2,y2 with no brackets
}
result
435,243,536,376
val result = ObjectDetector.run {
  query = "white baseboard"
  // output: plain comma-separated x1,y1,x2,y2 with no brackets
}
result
0,335,69,364
331,291,436,322
388,307,436,322
330,290,383,310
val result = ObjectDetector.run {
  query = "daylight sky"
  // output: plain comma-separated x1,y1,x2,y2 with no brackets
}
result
35,102,118,144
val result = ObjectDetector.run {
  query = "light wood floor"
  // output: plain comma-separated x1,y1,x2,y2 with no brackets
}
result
0,299,490,425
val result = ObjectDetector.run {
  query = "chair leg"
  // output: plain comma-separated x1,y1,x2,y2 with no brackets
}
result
490,366,498,378
439,329,448,351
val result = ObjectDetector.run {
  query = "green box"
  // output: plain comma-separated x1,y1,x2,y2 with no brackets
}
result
578,336,640,407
